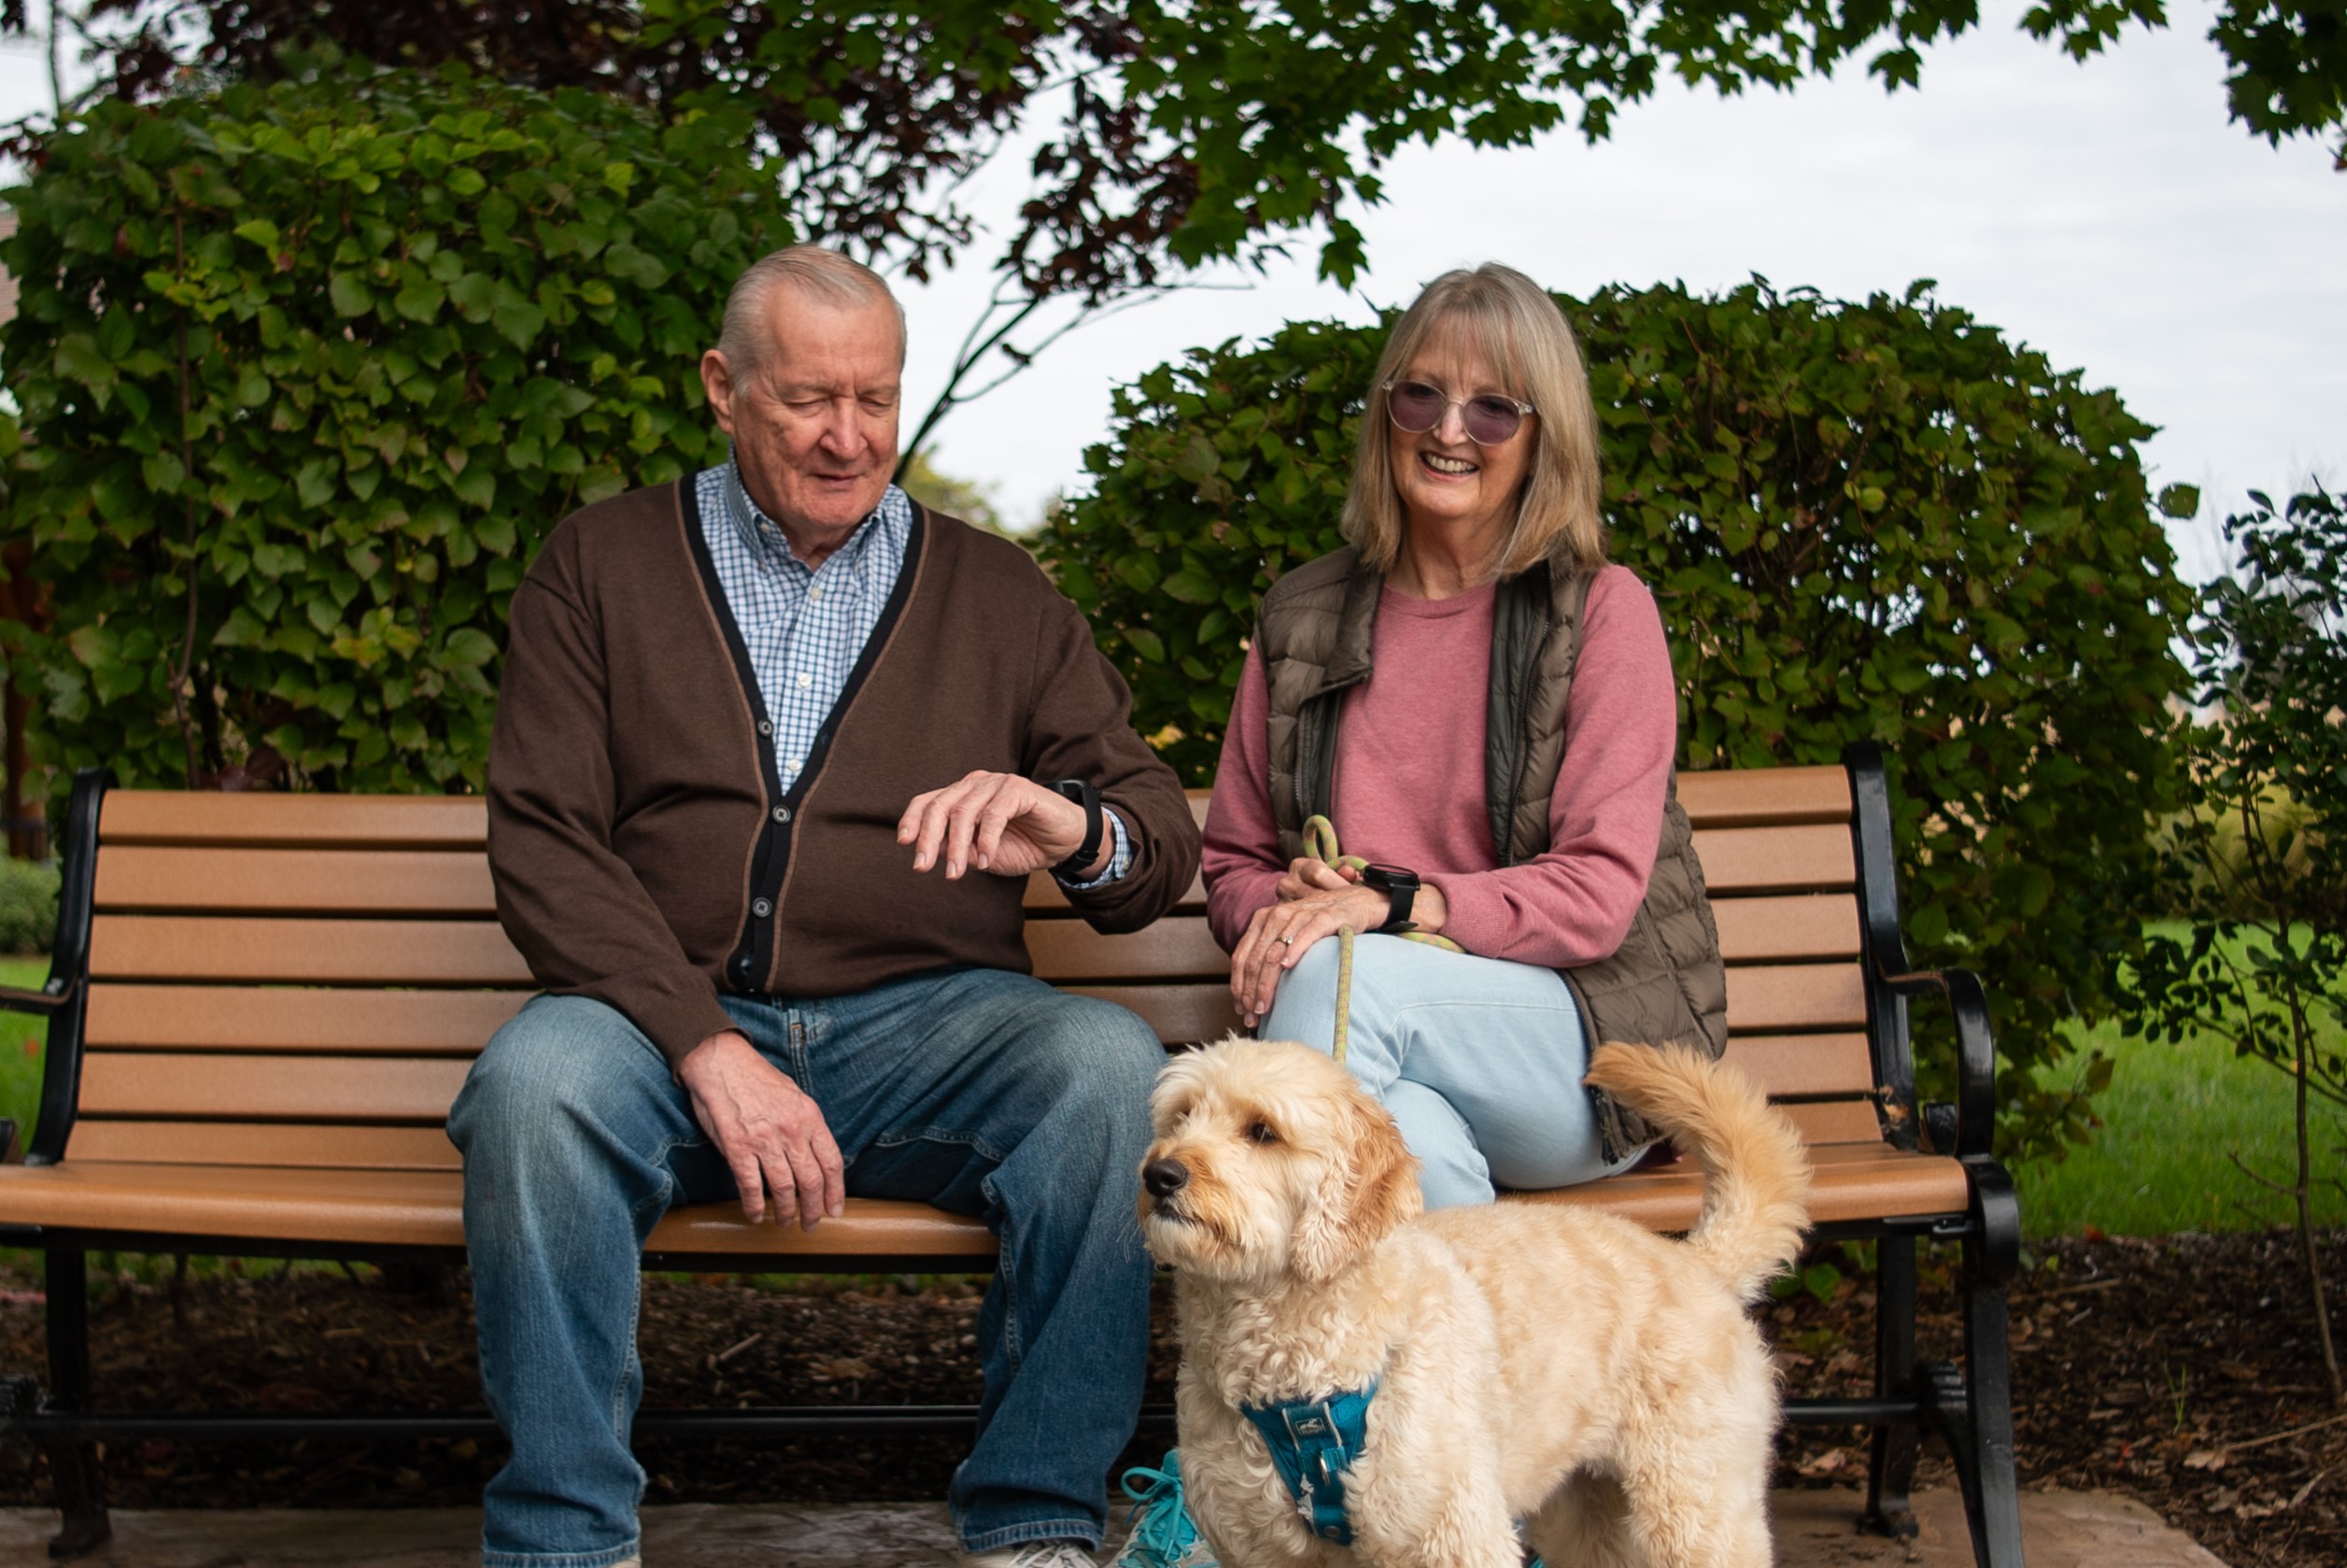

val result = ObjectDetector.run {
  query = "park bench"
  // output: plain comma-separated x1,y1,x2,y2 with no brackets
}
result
0,746,2022,1567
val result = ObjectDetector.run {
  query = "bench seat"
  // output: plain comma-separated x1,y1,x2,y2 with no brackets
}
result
0,1140,1972,1254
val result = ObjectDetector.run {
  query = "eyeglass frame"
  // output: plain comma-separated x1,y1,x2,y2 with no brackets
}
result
1379,377,1537,446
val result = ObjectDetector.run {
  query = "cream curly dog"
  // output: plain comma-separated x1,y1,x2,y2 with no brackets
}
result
1138,1037,1811,1568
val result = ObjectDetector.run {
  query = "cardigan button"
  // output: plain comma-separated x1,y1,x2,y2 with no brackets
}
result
752,898,772,918
772,806,791,824
757,719,773,735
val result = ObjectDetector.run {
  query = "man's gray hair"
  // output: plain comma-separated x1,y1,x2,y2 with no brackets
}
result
715,245,907,372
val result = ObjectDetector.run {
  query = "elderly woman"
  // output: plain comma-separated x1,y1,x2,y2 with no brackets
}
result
1200,262,1726,1209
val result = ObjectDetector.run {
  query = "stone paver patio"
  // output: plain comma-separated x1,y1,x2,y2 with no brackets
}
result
0,1489,2226,1566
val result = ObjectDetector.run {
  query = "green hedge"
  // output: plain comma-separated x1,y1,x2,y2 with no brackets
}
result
0,858,58,954
0,59,793,797
1036,280,2193,1159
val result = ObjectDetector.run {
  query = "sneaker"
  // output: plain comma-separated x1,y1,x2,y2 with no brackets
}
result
959,1541,1098,1568
1110,1450,1218,1568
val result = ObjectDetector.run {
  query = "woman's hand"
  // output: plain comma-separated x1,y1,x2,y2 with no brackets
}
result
1229,880,1395,1031
1277,855,1361,901
1232,858,1457,1027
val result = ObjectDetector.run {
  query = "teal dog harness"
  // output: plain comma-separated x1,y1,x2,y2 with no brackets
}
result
1238,1383,1379,1546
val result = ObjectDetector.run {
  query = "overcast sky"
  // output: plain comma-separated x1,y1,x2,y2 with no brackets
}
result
886,2,2344,581
2,5,2339,580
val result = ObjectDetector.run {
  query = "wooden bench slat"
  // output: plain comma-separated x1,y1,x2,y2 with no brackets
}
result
1506,1142,1970,1229
85,985,530,1053
1690,824,1853,892
0,1140,1967,1250
91,915,535,986
1720,1033,1875,1099
1025,918,1230,983
94,847,499,916
1721,962,1870,1033
1025,869,1207,915
1675,766,1851,828
0,1163,994,1255
101,792,488,850
66,1121,463,1170
1707,894,1859,963
81,966,1869,1052
1776,1098,1885,1145
646,1200,999,1261
68,1032,1876,1127
78,1053,469,1123
1066,982,1241,1045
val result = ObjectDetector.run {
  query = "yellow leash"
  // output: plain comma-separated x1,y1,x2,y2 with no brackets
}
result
1297,815,1460,1065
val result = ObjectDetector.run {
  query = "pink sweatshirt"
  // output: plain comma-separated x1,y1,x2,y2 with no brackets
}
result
1202,564,1676,968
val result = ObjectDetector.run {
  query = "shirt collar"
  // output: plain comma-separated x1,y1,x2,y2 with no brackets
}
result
723,460,901,573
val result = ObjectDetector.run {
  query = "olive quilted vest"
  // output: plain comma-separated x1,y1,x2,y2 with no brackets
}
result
1253,545,1728,1163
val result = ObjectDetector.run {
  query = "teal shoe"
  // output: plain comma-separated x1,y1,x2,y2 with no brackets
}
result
1111,1450,1218,1568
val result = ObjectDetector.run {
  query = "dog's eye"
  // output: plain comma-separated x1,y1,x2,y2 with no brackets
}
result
1247,1120,1281,1146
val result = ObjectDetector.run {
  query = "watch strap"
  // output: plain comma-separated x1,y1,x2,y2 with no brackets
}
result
1360,864,1419,934
1049,780,1105,880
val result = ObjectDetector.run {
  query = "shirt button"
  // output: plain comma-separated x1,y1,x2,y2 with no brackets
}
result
809,586,822,600
771,805,791,824
797,672,812,688
752,897,773,918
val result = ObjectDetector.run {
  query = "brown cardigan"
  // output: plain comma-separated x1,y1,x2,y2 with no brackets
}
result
488,479,1200,1062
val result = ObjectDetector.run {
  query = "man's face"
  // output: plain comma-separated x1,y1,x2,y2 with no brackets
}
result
700,286,902,545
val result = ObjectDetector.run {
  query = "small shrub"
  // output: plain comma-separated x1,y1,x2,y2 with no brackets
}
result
0,55,794,798
0,857,59,954
2127,485,2347,1404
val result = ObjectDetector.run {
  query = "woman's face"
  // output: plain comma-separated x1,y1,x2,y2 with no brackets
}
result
1384,328,1536,545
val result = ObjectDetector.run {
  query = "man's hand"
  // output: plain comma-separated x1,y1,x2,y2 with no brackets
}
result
897,770,1100,881
675,1030,844,1229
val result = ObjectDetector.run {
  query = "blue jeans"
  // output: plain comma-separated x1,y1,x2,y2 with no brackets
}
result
1260,935,1636,1208
445,969,1164,1567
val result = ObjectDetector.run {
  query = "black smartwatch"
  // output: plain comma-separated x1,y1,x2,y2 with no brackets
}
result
1358,864,1421,934
1049,779,1105,880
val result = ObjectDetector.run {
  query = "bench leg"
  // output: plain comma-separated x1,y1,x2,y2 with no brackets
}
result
1953,1250,2025,1568
1862,1235,1920,1541
40,1250,109,1561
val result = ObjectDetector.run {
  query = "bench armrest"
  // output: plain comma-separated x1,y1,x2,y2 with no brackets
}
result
0,980,73,1017
1874,965,1996,1160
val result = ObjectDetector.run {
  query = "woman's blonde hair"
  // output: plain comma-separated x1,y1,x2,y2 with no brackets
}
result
1340,263,1605,579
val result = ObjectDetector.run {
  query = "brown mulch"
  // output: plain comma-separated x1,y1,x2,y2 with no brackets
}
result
0,1232,2341,1565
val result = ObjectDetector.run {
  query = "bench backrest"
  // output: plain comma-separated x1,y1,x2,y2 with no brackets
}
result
50,767,1884,1173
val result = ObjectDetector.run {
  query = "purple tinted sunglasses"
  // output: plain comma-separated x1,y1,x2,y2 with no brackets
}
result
1381,378,1535,445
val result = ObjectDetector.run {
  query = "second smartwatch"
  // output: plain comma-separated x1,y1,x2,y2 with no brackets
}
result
1358,863,1421,934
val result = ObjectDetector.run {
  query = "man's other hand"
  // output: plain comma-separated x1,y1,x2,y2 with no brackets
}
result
897,770,1099,881
675,1030,845,1229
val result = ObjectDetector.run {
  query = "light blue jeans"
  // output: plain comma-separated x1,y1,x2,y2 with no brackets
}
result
445,969,1164,1567
1261,935,1636,1208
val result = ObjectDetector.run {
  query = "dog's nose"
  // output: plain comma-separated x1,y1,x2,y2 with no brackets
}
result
1143,1158,1190,1199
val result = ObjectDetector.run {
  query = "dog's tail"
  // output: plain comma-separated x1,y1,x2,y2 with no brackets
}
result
1583,1042,1811,1303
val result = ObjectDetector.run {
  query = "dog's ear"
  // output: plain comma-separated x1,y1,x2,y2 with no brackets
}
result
1291,1089,1422,1281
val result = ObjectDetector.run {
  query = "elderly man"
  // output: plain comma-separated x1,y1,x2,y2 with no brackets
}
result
449,245,1198,1568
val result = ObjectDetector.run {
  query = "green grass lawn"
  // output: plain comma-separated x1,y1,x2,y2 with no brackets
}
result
2014,1013,2347,1237
0,954,49,1144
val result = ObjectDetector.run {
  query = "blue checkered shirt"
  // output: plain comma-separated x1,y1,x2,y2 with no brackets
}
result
695,462,1127,887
